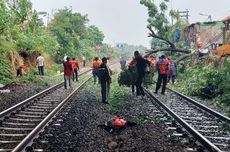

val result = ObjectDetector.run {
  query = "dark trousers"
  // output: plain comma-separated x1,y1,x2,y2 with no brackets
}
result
92,68,99,84
38,66,44,75
155,74,167,94
64,75,72,89
83,61,86,67
17,68,22,77
73,69,78,81
101,80,110,103
131,85,135,95
168,75,176,84
135,75,145,96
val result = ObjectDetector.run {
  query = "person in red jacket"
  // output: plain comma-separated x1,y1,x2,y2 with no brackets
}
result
63,57,73,89
155,55,169,95
70,58,80,81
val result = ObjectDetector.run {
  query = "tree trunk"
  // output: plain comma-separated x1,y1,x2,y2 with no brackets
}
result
146,47,191,55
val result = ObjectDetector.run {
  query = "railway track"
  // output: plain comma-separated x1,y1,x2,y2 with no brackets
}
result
144,87,230,152
0,68,92,152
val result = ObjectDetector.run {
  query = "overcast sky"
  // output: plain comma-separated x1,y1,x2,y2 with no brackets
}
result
31,0,230,48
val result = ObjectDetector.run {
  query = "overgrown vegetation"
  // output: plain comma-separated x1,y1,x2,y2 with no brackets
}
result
0,0,119,85
0,58,14,84
48,8,118,63
108,78,128,114
139,0,230,116
140,0,188,52
174,58,230,114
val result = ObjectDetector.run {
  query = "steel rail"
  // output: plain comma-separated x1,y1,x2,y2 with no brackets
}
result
167,87,230,124
12,76,92,152
0,68,91,120
152,80,230,124
144,88,222,152
0,83,62,120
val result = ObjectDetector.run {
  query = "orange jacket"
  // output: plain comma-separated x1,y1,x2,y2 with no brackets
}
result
150,58,158,66
156,59,169,74
92,60,102,68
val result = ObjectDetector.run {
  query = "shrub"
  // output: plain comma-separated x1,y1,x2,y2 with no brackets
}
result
118,68,137,87
0,59,14,85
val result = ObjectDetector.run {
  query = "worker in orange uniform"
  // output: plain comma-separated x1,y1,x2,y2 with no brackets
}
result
16,64,25,78
155,55,169,95
70,57,80,81
92,57,102,84
149,55,158,77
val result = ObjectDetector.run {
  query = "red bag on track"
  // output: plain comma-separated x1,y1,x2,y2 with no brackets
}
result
112,115,126,127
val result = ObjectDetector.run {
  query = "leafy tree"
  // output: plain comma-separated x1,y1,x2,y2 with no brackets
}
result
48,8,111,63
140,0,191,62
87,25,104,46
0,0,59,78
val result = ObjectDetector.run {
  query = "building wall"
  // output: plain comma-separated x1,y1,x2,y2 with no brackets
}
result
181,21,225,49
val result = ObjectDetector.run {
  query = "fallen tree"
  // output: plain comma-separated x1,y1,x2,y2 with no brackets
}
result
140,0,195,64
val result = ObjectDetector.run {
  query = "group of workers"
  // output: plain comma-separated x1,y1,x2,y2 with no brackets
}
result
120,51,177,95
63,56,111,104
154,55,176,94
17,53,45,78
63,56,80,89
91,57,112,104
17,51,176,105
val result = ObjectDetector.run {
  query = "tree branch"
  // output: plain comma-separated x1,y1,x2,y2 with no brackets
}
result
175,52,195,64
147,27,175,49
146,47,191,54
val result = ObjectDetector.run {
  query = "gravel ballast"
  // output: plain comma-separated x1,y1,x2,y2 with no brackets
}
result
30,80,184,152
0,81,50,112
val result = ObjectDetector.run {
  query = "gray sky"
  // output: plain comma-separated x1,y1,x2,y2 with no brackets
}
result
31,0,230,48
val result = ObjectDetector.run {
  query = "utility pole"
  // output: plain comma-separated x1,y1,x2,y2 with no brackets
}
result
170,0,173,25
199,13,212,22
178,9,190,24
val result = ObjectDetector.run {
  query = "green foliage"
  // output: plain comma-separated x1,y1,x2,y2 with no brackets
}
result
154,116,164,125
176,62,229,99
109,82,127,114
23,68,44,84
137,112,148,123
0,59,14,85
140,0,170,38
221,122,230,131
119,43,146,57
79,39,96,60
175,59,230,113
140,0,187,48
98,44,119,59
0,0,59,58
48,8,108,63
0,0,117,85
87,25,104,46
118,68,137,87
